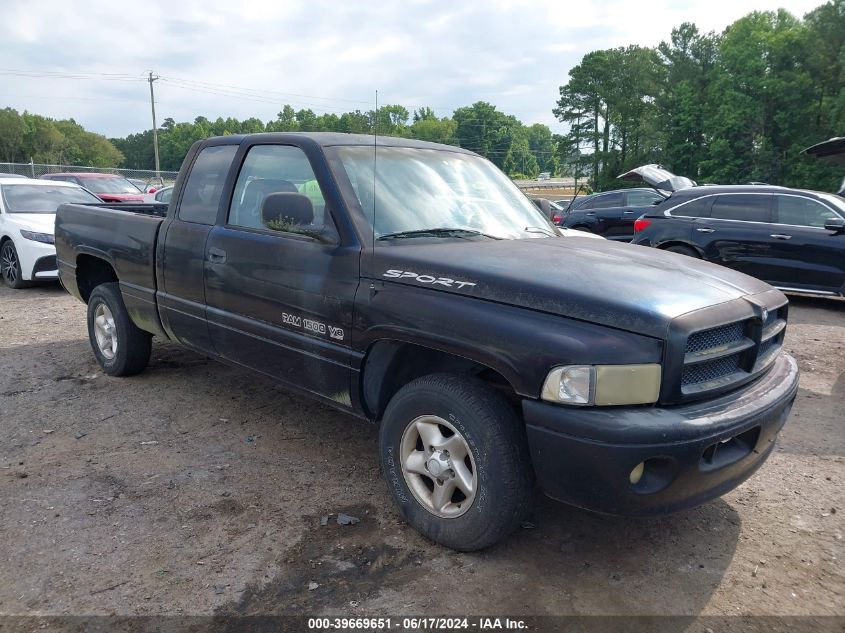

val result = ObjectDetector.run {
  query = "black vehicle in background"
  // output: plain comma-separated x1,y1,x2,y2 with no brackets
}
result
561,187,665,240
632,184,845,296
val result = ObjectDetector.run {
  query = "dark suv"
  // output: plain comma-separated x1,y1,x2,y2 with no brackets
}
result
632,185,845,296
562,187,665,240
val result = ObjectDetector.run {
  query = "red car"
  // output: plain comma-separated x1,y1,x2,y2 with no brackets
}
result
40,173,144,203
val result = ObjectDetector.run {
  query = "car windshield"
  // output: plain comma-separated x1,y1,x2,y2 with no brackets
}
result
1,184,101,213
79,177,141,194
331,146,558,240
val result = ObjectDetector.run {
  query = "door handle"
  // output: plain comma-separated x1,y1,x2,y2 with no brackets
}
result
770,234,792,240
696,227,715,233
208,247,227,263
622,210,635,214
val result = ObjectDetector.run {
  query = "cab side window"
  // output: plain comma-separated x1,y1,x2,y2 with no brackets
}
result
178,145,238,224
710,194,771,223
228,145,330,234
775,195,838,228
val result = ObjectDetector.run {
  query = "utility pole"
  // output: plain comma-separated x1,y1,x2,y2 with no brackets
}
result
148,71,161,179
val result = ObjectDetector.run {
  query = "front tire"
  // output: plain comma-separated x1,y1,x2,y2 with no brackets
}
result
1,240,32,289
380,374,533,551
87,283,152,376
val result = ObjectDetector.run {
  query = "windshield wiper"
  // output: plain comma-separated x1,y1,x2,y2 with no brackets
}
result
524,225,556,237
377,228,502,241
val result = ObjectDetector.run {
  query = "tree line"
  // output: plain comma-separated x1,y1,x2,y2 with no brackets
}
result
111,103,557,177
555,1,844,192
0,1,841,192
0,109,123,167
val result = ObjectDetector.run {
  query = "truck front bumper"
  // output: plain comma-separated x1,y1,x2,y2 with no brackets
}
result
523,352,798,516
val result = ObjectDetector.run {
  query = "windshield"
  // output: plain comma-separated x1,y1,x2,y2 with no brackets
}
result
331,146,557,240
1,184,101,213
79,177,141,194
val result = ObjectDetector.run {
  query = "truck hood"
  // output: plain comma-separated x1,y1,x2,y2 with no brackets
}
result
371,237,773,339
618,164,696,193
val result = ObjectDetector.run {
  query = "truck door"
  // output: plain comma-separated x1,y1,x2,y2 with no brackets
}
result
158,144,237,353
204,143,360,407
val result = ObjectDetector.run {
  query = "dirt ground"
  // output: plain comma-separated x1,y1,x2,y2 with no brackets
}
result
0,283,842,622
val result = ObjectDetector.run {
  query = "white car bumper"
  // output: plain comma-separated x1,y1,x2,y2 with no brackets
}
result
15,237,58,281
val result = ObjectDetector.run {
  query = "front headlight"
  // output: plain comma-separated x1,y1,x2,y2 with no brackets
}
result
541,364,661,406
20,230,55,244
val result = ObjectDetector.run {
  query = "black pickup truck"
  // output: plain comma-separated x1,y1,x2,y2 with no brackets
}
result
56,133,799,551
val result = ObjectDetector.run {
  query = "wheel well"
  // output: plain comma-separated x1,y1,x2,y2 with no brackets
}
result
76,255,118,303
657,241,700,255
361,340,519,421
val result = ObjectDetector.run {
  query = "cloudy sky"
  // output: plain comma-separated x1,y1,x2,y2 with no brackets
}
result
0,0,825,139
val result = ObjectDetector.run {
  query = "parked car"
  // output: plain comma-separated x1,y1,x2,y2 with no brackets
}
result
127,178,160,194
40,173,145,202
143,185,173,204
55,133,797,551
560,187,666,240
0,178,101,288
1,173,28,179
529,196,566,225
630,180,845,297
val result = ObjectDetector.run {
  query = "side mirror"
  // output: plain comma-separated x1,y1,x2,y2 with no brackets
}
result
261,192,314,228
824,217,845,233
260,192,334,243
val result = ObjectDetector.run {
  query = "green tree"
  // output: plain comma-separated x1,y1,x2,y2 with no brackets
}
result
0,108,25,163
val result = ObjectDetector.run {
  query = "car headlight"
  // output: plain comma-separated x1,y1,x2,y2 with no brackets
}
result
20,230,55,244
541,364,661,406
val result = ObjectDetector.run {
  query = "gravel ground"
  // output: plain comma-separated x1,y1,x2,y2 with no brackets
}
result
0,283,842,621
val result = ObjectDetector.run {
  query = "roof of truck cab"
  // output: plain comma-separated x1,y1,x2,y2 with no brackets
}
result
204,132,476,154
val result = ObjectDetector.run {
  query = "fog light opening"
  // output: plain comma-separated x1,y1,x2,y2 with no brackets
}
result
629,456,677,494
629,462,645,485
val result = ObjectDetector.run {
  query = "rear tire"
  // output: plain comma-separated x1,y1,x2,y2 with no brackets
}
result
379,373,533,551
573,225,594,234
87,282,152,376
1,240,32,289
665,244,700,258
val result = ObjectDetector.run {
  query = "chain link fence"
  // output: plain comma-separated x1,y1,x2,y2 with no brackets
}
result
0,162,179,189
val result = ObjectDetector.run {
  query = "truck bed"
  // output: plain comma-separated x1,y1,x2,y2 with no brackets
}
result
55,202,166,309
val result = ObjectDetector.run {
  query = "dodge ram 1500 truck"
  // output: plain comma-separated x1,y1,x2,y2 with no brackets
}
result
56,133,799,551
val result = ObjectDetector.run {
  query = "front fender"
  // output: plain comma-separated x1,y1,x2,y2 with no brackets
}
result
354,282,664,398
